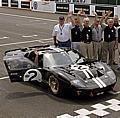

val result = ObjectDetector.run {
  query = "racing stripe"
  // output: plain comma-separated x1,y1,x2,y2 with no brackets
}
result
92,78,103,88
86,68,106,88
87,69,94,77
82,70,91,78
96,77,107,87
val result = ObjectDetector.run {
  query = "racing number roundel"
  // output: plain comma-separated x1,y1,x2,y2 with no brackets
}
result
33,1,38,10
24,69,42,82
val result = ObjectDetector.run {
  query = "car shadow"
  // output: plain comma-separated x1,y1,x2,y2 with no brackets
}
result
5,82,49,100
6,81,118,105
6,91,45,100
47,91,118,105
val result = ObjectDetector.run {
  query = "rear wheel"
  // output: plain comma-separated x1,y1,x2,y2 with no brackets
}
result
49,75,63,96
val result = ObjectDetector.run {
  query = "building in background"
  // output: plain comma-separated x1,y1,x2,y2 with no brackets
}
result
91,0,120,5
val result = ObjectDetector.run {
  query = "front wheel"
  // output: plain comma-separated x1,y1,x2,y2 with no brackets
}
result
48,75,63,96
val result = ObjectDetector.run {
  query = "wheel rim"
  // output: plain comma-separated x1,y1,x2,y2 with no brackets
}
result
49,76,59,94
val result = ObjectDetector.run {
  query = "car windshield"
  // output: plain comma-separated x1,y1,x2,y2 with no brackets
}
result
44,52,73,67
67,50,85,63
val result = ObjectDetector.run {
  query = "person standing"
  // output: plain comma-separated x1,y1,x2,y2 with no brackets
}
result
113,15,119,27
91,11,106,61
71,11,83,52
116,26,120,69
81,17,93,59
92,19,103,60
102,19,118,65
113,15,119,64
52,13,74,48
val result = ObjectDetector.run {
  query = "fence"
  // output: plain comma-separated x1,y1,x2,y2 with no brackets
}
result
0,0,120,18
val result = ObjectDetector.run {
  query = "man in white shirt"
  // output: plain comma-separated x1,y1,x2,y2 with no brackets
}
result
52,13,74,48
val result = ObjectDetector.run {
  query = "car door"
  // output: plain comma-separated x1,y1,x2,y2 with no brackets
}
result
4,56,42,82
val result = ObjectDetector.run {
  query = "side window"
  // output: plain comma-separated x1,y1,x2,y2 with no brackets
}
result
6,58,35,71
6,59,22,70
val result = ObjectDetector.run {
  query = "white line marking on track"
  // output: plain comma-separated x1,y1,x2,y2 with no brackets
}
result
33,35,38,37
0,12,57,22
0,36,9,40
41,38,52,41
0,38,52,47
0,76,9,80
22,35,38,38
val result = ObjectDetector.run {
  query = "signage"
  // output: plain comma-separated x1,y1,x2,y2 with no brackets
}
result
56,3,69,13
33,1,38,10
95,6,114,17
21,0,30,9
11,0,18,7
2,0,8,6
74,4,90,15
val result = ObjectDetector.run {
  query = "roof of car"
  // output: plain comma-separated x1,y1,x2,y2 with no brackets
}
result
37,47,64,54
4,45,65,57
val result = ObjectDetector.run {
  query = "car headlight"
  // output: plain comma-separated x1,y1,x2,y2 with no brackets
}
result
70,79,86,87
107,71,116,80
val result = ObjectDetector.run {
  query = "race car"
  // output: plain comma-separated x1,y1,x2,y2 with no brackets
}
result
3,45,117,96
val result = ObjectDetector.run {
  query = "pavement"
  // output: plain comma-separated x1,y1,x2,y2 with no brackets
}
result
0,7,120,118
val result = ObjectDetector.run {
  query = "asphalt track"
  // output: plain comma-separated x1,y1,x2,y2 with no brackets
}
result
0,7,120,118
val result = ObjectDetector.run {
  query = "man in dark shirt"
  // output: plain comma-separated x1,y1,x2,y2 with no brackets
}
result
71,16,82,52
102,19,117,65
81,17,93,59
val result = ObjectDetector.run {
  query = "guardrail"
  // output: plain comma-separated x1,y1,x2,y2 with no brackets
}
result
0,0,31,9
0,0,119,18
55,3,117,17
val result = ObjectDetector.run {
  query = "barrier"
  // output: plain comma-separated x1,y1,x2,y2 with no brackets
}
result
2,0,8,6
95,5,115,17
56,3,69,13
74,4,90,14
0,0,120,18
55,3,119,17
21,1,30,9
11,0,18,8
32,0,56,13
0,0,31,9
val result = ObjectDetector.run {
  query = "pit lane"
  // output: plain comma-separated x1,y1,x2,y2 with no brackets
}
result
0,7,120,118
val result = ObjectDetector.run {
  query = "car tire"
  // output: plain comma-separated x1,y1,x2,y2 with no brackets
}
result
48,75,63,96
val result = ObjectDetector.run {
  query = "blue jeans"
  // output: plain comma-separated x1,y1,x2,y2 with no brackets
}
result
58,40,71,48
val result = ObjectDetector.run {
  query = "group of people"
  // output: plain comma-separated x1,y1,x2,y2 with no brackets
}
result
52,10,120,65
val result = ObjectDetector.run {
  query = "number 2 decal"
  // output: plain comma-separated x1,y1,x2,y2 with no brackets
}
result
24,69,42,82
28,70,37,81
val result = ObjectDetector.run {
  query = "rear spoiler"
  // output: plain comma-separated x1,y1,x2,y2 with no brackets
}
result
5,44,50,55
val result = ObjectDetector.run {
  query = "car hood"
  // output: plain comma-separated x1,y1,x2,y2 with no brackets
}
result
52,62,116,88
53,62,105,80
